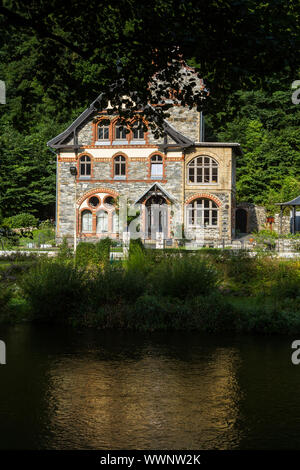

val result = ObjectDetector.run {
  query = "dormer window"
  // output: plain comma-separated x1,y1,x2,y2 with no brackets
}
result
132,125,145,140
115,123,127,140
98,122,109,140
79,155,91,177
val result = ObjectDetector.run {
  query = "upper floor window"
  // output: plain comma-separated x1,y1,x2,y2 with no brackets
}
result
115,123,127,140
187,198,218,227
98,122,110,140
114,155,126,178
187,156,218,184
80,155,91,177
151,154,163,179
132,124,145,140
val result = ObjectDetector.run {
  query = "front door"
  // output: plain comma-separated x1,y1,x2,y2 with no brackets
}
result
145,195,168,239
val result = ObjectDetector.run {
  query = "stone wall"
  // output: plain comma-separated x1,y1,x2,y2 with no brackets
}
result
274,213,291,234
166,106,200,142
236,202,266,232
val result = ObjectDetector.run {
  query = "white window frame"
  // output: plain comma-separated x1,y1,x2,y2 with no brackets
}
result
150,155,163,179
186,198,219,228
81,210,93,232
187,156,218,185
96,210,108,233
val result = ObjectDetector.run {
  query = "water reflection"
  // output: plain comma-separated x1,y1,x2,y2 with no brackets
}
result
46,341,242,449
2,326,299,449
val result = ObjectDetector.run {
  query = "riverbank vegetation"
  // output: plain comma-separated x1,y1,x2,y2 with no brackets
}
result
1,240,300,334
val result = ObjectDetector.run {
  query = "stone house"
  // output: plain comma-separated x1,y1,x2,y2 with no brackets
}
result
48,97,242,245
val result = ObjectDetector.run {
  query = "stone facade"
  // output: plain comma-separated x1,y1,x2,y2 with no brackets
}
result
52,106,241,245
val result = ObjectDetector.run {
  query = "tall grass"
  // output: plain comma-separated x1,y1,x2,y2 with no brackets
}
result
21,260,87,322
148,255,219,299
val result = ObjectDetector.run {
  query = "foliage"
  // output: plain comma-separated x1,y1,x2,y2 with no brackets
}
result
148,255,219,299
3,212,38,228
0,286,12,317
95,237,111,266
57,236,73,260
21,260,87,322
0,2,299,220
75,238,111,267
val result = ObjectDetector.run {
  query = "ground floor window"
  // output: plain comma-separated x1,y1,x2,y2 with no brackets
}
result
81,210,92,232
112,211,119,232
187,198,218,227
96,210,108,233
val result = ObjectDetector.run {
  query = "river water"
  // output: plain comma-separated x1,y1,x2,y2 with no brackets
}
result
0,325,299,449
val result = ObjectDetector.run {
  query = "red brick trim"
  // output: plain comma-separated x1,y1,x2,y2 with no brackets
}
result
93,116,112,145
111,117,130,144
111,152,129,179
77,187,119,206
78,207,94,235
147,151,166,179
128,117,149,144
76,179,168,184
185,193,222,207
87,195,101,210
77,151,95,178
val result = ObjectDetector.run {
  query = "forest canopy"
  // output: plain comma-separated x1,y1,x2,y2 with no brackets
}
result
0,0,299,219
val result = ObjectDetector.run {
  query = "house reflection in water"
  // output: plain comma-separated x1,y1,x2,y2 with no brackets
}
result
46,345,242,449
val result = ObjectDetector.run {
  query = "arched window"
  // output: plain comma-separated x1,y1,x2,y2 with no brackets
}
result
96,210,108,233
187,156,218,184
115,122,127,140
114,155,126,178
79,155,91,177
132,123,145,140
81,210,92,232
112,211,119,233
97,121,110,141
187,198,218,227
150,154,163,179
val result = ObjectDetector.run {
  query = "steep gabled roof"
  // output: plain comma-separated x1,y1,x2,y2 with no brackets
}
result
134,182,177,204
47,93,194,150
47,93,104,149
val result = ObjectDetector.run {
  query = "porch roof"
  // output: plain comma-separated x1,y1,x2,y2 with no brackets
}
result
275,195,300,206
134,183,176,204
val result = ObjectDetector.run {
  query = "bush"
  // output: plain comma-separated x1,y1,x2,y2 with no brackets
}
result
0,287,12,317
57,236,73,260
21,260,87,322
95,237,111,266
76,238,111,268
4,213,38,229
90,264,146,306
149,256,219,299
75,242,98,267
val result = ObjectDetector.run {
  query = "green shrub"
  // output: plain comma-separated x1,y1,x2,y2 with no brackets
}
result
128,294,185,330
4,213,38,229
75,242,98,267
91,265,146,306
186,294,236,332
149,256,219,299
95,237,111,265
21,260,87,322
0,286,12,317
270,262,300,299
76,238,111,267
57,236,73,260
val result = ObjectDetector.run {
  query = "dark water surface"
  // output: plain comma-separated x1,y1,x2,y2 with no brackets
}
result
0,324,299,449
